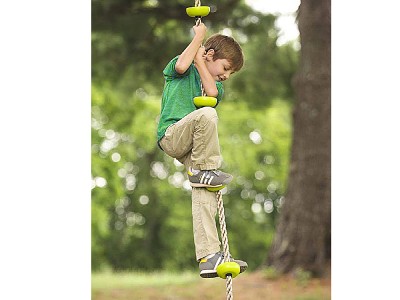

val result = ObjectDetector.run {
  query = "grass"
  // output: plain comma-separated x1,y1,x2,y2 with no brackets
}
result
91,270,198,290
92,270,331,300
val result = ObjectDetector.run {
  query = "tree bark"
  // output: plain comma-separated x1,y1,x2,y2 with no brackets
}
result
266,0,331,276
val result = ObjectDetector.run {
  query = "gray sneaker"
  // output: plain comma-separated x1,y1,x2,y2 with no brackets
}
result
199,252,248,278
188,169,233,188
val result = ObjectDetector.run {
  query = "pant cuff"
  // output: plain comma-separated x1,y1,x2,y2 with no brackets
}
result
196,246,221,261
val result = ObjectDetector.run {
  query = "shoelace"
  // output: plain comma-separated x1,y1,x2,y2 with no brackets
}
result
208,170,220,177
219,251,233,260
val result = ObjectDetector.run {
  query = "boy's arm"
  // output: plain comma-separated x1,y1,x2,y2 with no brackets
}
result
194,46,218,97
175,24,206,74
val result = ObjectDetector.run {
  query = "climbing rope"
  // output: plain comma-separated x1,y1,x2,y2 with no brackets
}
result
216,190,234,300
193,0,206,97
194,0,203,26
187,2,236,296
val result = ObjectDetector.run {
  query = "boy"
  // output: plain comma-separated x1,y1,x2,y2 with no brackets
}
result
157,23,247,278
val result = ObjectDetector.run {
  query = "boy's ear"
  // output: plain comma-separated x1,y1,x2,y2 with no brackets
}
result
205,49,215,59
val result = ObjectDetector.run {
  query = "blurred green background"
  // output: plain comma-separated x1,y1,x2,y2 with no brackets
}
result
91,0,299,272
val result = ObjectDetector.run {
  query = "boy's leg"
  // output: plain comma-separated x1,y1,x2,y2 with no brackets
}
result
159,107,221,170
158,108,222,260
191,187,221,261
159,108,248,275
192,188,248,278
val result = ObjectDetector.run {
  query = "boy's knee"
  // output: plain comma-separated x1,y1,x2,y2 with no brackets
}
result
198,107,218,121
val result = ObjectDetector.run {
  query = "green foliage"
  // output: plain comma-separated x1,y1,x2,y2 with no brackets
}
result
91,0,298,106
91,87,292,271
224,14,298,107
215,100,292,269
91,0,299,272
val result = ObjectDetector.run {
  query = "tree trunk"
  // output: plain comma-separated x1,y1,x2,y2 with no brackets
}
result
266,0,331,276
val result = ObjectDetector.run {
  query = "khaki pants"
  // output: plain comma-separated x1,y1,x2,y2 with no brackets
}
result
159,107,222,260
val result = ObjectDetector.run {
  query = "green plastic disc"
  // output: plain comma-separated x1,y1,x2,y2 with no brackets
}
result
216,261,240,279
186,6,211,17
206,185,225,192
193,96,217,108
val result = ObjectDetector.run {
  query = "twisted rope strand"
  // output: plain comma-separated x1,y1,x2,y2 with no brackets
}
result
216,191,234,300
192,1,233,298
192,0,205,96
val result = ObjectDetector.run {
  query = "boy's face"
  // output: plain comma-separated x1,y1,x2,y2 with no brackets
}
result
204,50,235,82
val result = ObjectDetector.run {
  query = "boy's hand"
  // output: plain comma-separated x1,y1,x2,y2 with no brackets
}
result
194,46,206,64
175,22,207,75
193,23,207,41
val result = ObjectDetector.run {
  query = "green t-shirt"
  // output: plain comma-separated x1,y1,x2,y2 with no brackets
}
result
157,56,224,142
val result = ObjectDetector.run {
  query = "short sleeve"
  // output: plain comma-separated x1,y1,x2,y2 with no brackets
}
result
163,56,189,80
215,81,224,106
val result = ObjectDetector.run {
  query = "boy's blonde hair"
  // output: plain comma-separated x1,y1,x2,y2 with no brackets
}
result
204,34,244,72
